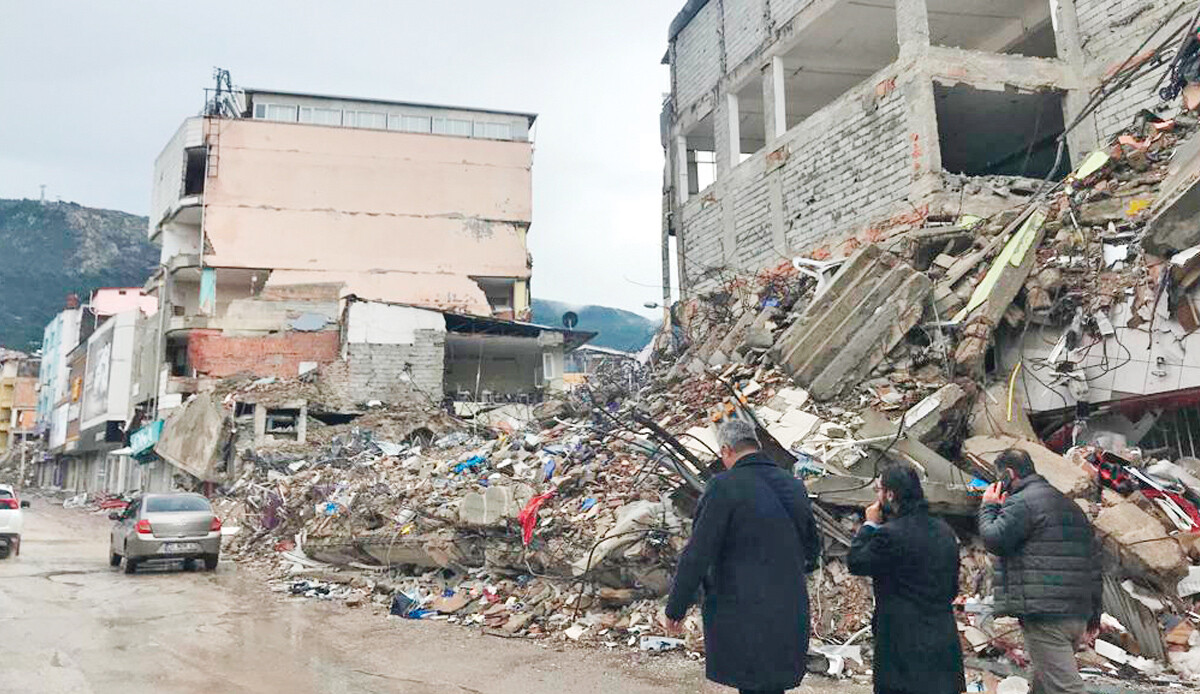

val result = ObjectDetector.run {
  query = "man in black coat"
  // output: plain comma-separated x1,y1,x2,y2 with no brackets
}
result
847,464,965,694
979,448,1102,694
664,419,820,694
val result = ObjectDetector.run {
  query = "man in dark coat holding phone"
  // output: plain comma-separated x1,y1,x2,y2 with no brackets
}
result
664,418,821,694
848,464,965,694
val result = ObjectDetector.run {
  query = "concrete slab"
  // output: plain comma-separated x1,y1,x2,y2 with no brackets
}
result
1095,501,1189,588
962,436,1093,498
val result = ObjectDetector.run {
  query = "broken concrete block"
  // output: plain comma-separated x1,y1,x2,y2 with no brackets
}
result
766,409,822,449
968,382,1039,442
1095,501,1189,587
431,590,476,614
962,436,1092,498
898,383,968,443
458,486,516,526
808,474,978,516
774,245,932,401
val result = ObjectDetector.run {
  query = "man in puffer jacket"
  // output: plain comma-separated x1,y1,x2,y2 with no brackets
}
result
979,448,1102,694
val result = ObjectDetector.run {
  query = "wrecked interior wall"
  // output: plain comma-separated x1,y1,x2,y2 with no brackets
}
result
444,335,547,398
154,392,226,481
187,329,340,380
326,302,447,406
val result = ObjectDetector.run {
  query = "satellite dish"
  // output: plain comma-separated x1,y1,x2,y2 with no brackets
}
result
562,311,579,330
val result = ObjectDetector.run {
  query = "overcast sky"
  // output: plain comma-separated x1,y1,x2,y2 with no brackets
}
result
0,1,677,318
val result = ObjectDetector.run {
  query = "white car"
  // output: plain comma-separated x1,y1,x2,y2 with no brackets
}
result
0,484,29,558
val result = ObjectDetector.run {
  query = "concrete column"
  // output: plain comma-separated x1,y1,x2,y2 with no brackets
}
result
297,402,307,445
904,69,944,199
724,92,741,172
763,56,787,144
896,0,930,59
676,135,691,205
1053,0,1099,163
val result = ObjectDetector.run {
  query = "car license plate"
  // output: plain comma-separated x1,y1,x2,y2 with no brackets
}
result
162,542,201,554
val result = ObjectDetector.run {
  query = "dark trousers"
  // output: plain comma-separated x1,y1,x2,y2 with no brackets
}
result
739,690,784,694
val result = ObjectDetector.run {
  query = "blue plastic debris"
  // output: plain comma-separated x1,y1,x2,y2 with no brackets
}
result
580,497,597,511
967,478,990,494
452,455,487,474
389,593,431,619
542,458,557,482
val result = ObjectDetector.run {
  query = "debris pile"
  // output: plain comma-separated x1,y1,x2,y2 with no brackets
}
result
197,98,1200,685
36,24,1200,691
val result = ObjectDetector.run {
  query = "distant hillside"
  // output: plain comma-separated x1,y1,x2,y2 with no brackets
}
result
532,298,658,351
0,199,157,350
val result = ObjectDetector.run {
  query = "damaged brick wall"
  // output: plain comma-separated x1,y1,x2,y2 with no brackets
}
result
723,0,768,69
337,332,446,405
1075,0,1173,59
678,77,912,294
1075,0,1198,137
674,1,723,110
187,330,340,380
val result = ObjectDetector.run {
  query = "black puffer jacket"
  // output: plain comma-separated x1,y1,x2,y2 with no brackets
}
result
978,474,1101,619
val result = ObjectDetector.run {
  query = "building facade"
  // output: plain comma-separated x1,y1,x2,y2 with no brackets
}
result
142,89,539,417
0,350,38,452
661,0,1188,297
36,299,84,433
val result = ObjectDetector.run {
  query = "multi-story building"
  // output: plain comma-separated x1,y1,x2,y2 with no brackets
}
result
142,88,539,412
0,349,38,452
36,295,85,432
661,0,1186,297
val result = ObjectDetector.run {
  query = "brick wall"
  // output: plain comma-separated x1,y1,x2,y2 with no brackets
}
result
678,74,914,294
339,332,446,405
1091,65,1166,140
781,83,911,251
1074,0,1184,61
675,1,724,111
679,196,727,290
187,330,340,379
769,0,811,27
724,0,769,70
1073,0,1199,137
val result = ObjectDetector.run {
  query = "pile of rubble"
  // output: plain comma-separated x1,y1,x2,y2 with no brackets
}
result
186,108,1200,687
28,30,1189,691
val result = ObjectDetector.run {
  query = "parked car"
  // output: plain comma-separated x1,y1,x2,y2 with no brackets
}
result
0,484,30,559
109,493,221,573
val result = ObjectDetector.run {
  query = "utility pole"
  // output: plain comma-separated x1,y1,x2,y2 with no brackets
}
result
18,440,26,492
39,184,46,204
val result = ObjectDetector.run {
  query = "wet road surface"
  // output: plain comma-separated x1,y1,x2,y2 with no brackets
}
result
0,498,865,693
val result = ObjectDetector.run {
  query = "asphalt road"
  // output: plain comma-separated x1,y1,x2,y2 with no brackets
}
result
0,497,866,694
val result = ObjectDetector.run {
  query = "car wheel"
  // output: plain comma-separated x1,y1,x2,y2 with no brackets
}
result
110,551,121,567
203,553,219,571
124,557,138,574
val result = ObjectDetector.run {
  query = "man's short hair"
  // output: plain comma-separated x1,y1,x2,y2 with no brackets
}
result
716,419,759,451
995,448,1036,478
880,463,926,515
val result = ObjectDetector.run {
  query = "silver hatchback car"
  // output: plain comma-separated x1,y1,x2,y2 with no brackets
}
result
109,493,222,573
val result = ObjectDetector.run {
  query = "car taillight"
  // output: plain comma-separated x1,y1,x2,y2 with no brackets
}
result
135,519,153,534
210,517,222,532
0,499,17,510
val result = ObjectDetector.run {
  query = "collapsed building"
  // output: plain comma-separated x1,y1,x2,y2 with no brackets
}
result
32,6,1200,688
659,0,1185,300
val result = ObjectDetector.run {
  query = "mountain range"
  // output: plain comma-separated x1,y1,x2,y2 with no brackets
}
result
0,199,158,351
